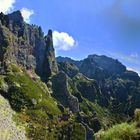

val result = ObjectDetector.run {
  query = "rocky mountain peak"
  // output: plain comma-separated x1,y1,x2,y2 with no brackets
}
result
48,29,53,37
57,54,127,80
87,54,126,74
0,10,24,30
7,10,24,24
0,11,58,82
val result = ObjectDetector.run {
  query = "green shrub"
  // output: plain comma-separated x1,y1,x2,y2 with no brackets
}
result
95,123,138,140
7,64,22,73
71,123,86,140
134,108,140,128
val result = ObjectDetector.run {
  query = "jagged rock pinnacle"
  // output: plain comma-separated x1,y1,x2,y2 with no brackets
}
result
0,12,58,82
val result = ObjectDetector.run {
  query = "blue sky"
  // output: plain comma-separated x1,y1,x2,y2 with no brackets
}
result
0,0,140,74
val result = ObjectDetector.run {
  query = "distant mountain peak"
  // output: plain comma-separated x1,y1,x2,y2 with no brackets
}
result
8,10,23,21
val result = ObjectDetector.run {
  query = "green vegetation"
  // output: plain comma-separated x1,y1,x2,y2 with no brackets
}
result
68,73,117,130
0,64,87,140
71,123,86,140
0,65,62,139
0,63,135,140
134,109,140,128
7,64,22,73
96,123,138,140
95,108,140,140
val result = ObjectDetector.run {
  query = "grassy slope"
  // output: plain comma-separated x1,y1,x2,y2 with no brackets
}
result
0,64,86,140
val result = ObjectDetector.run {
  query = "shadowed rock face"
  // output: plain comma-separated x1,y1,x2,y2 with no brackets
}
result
0,11,58,82
52,71,79,113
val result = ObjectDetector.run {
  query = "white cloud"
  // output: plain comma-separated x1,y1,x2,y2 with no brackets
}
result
53,31,77,51
0,0,15,13
0,1,34,23
21,8,34,23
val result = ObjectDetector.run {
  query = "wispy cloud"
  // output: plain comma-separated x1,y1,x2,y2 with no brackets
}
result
0,0,15,13
108,52,140,65
21,8,34,23
130,53,139,59
53,31,78,51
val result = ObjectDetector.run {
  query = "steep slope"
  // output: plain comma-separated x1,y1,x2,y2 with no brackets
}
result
57,61,121,133
57,55,140,116
0,63,88,140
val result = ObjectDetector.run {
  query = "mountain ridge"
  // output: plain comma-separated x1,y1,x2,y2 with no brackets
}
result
57,55,140,115
57,55,139,78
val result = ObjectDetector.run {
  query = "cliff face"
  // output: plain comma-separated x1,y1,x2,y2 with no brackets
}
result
52,71,79,113
0,11,58,82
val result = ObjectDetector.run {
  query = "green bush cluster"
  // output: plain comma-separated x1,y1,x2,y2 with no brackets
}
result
95,108,140,140
96,123,138,140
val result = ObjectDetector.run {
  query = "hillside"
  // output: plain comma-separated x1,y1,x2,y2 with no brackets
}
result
0,11,140,140
57,55,140,115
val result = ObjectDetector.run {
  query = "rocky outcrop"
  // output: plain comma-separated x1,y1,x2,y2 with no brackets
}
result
85,125,95,140
58,61,79,78
68,94,79,113
52,71,79,113
0,11,58,82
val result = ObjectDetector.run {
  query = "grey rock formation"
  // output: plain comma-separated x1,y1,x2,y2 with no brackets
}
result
0,11,58,82
68,94,79,113
52,71,79,113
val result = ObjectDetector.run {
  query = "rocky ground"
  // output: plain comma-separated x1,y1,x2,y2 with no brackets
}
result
0,95,26,140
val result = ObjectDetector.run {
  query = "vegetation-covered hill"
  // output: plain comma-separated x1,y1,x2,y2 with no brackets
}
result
57,55,140,116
